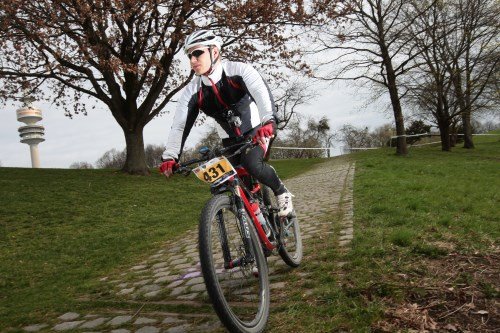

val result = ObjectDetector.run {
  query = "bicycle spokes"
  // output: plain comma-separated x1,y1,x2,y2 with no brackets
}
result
207,204,267,314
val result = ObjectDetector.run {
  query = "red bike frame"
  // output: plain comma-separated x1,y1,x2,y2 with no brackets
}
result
232,167,276,252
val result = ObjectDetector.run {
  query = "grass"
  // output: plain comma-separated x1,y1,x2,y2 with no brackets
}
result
0,158,324,330
2,133,499,331
353,133,499,255
0,168,207,329
268,133,499,332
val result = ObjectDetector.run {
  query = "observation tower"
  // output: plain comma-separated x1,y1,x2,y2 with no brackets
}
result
16,97,45,168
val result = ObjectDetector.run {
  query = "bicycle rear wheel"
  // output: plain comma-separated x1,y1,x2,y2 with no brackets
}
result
278,212,303,267
199,194,270,333
263,186,303,267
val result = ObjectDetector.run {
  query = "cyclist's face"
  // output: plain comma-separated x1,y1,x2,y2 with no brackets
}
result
188,46,216,75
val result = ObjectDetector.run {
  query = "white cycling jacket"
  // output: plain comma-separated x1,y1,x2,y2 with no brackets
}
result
162,61,276,161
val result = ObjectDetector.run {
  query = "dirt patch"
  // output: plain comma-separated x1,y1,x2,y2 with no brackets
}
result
374,251,499,332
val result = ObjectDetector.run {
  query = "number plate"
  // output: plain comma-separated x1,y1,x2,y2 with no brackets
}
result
193,156,236,185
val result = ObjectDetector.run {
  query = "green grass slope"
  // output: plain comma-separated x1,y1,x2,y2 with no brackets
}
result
269,134,499,332
0,158,323,329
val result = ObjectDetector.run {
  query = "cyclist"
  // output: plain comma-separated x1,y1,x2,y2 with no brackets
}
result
159,30,293,217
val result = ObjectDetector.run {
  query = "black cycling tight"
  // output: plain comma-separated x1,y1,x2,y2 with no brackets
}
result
231,144,286,196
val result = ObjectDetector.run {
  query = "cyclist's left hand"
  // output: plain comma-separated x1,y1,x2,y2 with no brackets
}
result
253,122,274,145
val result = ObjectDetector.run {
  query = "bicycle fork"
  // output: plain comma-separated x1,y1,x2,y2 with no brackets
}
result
219,183,254,270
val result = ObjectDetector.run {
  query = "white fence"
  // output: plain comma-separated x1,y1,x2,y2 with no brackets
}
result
271,133,499,157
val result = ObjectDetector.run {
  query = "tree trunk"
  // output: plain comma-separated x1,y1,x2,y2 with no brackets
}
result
461,107,474,149
380,45,408,156
387,77,408,156
122,127,150,175
463,42,474,149
451,65,475,149
438,120,452,152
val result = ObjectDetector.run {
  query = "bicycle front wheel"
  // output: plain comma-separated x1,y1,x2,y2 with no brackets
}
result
199,194,270,333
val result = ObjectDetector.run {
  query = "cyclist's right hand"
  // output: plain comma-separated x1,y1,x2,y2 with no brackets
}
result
159,159,179,178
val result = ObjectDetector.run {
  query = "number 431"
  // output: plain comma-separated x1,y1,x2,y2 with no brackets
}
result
203,163,225,182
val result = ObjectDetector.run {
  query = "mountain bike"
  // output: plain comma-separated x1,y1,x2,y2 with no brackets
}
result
175,139,303,333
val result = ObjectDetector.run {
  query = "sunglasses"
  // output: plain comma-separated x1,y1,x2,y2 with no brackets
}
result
187,48,207,60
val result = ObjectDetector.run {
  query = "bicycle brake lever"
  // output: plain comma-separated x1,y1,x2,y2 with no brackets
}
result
174,166,190,176
180,167,192,176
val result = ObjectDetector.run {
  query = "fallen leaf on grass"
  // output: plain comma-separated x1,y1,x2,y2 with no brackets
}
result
444,323,458,331
473,310,488,315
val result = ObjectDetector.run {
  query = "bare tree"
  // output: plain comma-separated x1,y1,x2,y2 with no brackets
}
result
144,144,165,168
95,148,126,169
404,0,499,150
338,123,394,151
443,0,500,149
404,62,460,151
403,0,454,150
410,83,461,150
311,0,436,156
339,124,372,151
93,143,164,169
69,161,94,169
273,81,317,130
371,123,394,146
476,119,500,133
271,115,332,159
0,0,347,175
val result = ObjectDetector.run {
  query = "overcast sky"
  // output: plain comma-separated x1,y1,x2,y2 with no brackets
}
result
0,80,392,169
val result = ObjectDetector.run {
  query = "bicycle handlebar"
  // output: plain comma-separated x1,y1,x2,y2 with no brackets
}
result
175,139,256,176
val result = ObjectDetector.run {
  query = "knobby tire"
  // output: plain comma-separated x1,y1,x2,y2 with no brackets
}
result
199,194,270,333
262,186,303,267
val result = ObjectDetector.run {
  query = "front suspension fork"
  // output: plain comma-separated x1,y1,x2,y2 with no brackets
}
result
223,182,254,269
216,210,232,267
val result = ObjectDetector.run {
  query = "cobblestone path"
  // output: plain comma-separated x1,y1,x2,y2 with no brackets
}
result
23,157,355,333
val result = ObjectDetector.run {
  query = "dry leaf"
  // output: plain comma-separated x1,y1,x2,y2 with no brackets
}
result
474,310,488,315
444,323,458,331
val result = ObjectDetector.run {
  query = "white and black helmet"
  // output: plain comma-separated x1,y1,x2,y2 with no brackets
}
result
183,30,222,54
